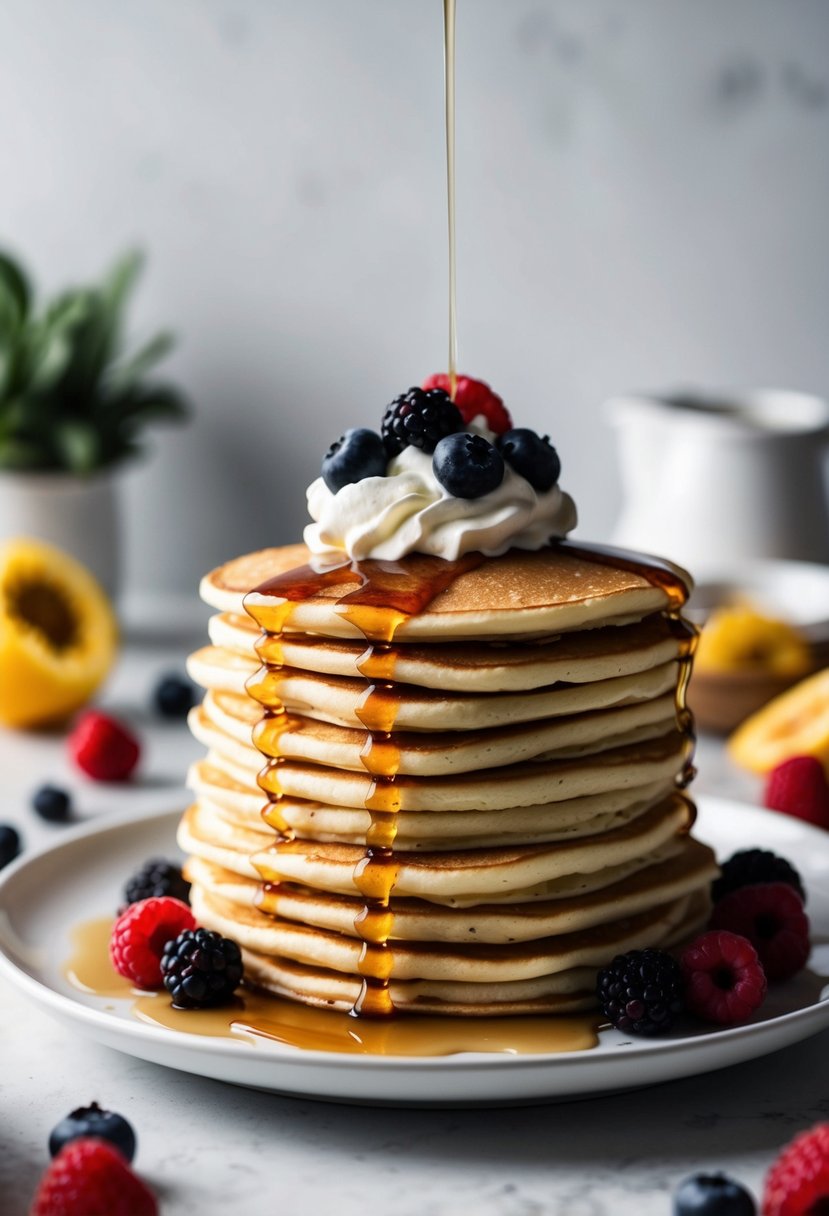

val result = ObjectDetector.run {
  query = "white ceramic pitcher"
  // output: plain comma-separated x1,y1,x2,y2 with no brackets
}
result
606,389,829,575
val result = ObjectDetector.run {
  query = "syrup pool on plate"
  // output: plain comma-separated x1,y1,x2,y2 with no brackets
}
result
63,915,602,1056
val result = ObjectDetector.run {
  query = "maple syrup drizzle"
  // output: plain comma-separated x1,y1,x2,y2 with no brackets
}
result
444,0,457,396
62,915,601,1054
244,553,485,1018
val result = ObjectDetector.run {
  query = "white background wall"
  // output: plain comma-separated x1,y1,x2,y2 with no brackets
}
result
1,0,828,596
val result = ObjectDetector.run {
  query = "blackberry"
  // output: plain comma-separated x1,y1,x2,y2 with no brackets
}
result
433,432,505,499
321,427,387,493
496,428,562,492
161,927,244,1009
0,824,21,870
49,1102,136,1164
381,386,462,456
596,947,684,1036
122,859,191,910
713,848,805,905
673,1172,757,1215
153,673,197,719
32,785,72,823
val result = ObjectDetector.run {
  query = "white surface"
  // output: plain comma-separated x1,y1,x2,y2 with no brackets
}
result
1,0,829,597
0,635,826,1212
2,799,829,1111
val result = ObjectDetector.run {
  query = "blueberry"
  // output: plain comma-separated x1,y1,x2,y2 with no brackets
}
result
496,428,561,492
32,785,72,823
0,824,21,870
153,673,197,719
432,433,504,499
322,428,387,493
49,1102,137,1163
673,1172,756,1215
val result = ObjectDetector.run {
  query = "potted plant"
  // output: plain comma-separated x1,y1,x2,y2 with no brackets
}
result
0,249,188,595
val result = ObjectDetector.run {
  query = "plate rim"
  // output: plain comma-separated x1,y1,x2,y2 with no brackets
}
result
0,796,827,1077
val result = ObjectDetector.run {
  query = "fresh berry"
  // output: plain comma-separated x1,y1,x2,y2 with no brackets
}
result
32,784,72,823
422,373,513,434
710,884,810,982
161,926,244,1008
321,427,388,493
496,428,562,492
49,1102,136,1163
0,823,21,869
69,711,141,782
596,947,683,1036
109,896,195,989
381,386,463,456
764,756,829,830
713,849,806,905
674,1172,757,1215
122,858,191,910
432,432,505,499
152,672,197,719
763,1122,829,1215
681,930,767,1025
30,1137,157,1216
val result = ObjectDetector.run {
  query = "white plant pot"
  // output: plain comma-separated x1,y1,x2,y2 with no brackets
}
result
0,470,121,598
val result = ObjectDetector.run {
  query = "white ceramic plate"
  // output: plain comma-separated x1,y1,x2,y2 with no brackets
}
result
1,797,828,1107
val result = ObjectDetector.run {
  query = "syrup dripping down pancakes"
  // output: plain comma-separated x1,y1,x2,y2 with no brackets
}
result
179,542,716,1016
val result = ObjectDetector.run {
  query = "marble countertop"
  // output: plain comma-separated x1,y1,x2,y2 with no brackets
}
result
0,628,822,1216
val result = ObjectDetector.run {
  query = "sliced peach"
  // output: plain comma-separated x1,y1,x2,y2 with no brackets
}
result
0,537,118,728
728,667,829,775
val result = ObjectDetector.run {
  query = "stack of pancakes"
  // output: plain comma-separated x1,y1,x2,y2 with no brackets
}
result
179,542,717,1016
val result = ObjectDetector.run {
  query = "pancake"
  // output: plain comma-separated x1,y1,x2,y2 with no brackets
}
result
258,731,691,811
209,609,684,692
180,537,705,1019
191,883,707,989
204,542,691,641
186,838,717,943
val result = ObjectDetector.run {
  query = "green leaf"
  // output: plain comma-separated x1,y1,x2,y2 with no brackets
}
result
111,383,189,425
0,251,31,321
106,330,175,395
53,420,102,473
0,437,48,470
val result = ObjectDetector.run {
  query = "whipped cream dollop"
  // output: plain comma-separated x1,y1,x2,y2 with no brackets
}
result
304,419,578,564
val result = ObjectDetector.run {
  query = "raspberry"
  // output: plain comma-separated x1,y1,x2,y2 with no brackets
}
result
763,1123,829,1216
713,849,806,905
69,711,141,782
764,756,829,831
596,948,683,1036
422,373,513,434
161,926,244,1008
381,386,462,456
711,883,810,982
30,1137,157,1216
109,896,196,989
681,930,767,1025
122,858,191,911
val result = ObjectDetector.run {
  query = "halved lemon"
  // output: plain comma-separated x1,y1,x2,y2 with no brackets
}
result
0,537,118,728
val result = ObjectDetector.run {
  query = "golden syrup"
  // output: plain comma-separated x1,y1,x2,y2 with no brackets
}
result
64,916,601,1054
246,553,486,1018
63,917,139,998
444,0,457,396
